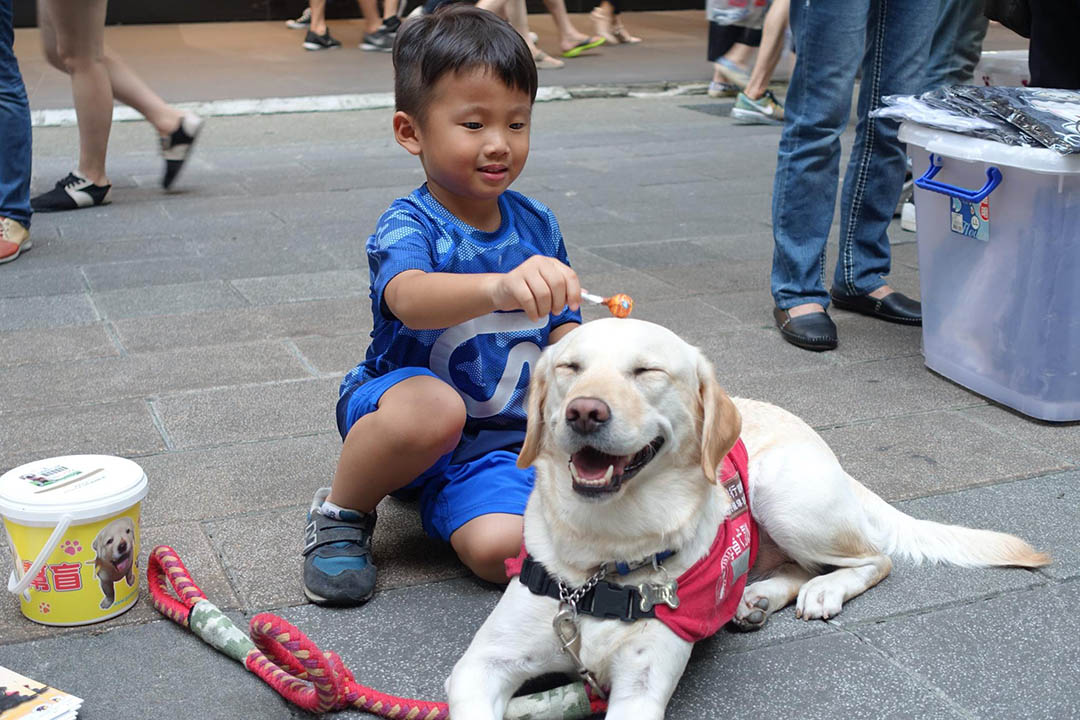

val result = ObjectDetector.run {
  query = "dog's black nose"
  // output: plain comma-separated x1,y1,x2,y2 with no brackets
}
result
566,397,611,434
118,540,128,554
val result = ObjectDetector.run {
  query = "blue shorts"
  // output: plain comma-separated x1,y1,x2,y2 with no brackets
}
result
336,367,534,542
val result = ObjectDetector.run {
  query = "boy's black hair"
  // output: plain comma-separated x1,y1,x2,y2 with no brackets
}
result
393,3,538,123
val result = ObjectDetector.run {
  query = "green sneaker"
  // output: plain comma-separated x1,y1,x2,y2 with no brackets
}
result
731,90,785,126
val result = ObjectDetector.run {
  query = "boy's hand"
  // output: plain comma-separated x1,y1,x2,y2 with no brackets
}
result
489,256,581,321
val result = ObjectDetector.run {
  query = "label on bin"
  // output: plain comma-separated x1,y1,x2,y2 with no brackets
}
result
950,197,990,242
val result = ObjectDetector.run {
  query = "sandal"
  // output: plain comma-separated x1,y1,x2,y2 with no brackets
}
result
560,36,605,58
533,50,565,69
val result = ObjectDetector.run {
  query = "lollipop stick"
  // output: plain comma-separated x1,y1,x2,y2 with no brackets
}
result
580,290,605,305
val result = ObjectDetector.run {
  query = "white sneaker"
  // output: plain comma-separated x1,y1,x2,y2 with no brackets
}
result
901,202,917,232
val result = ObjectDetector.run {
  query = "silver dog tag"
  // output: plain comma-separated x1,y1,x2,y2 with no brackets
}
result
638,579,680,612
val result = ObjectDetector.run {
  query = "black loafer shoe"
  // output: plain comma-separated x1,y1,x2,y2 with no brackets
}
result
830,289,922,326
773,307,838,351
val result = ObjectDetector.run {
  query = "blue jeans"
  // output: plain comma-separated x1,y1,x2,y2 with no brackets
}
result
924,0,989,90
0,0,31,228
771,0,936,308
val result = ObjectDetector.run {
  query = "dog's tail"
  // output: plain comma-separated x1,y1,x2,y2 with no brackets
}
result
853,480,1050,568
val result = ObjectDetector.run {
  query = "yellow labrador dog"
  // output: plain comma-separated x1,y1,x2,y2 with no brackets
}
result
92,516,136,609
447,318,1049,719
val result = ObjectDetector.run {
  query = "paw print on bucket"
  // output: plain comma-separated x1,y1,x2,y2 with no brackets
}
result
62,540,82,556
39,602,50,614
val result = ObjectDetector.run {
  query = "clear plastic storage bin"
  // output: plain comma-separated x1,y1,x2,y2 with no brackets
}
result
900,122,1080,421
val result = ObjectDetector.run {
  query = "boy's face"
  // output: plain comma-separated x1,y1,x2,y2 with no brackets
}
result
399,68,532,226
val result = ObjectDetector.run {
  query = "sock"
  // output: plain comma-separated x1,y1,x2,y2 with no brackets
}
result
319,499,367,522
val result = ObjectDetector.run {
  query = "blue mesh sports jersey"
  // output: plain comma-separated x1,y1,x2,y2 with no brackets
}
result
341,184,581,463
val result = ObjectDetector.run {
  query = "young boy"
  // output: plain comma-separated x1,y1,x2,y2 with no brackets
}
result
302,4,583,607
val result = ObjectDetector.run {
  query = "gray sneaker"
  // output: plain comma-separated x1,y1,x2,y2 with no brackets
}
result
302,488,377,606
360,16,400,52
731,90,785,125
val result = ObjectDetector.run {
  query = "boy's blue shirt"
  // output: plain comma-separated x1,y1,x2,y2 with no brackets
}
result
342,184,581,464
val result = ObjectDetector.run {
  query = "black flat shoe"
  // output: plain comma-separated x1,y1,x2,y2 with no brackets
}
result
830,289,922,326
773,307,837,351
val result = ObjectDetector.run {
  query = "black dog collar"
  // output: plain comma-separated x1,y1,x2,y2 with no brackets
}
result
518,555,659,622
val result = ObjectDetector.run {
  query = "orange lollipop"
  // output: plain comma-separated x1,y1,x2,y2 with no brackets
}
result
581,290,634,318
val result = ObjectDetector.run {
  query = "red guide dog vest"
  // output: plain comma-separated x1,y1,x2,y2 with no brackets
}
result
506,438,757,643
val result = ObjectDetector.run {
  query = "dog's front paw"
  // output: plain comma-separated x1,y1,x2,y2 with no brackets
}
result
99,598,113,609
731,596,770,632
795,576,843,620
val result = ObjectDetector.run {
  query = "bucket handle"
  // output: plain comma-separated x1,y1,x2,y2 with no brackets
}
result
914,153,1003,202
7,514,72,602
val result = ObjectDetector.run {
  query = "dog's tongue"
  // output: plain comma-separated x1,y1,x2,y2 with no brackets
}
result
115,556,132,575
572,448,628,479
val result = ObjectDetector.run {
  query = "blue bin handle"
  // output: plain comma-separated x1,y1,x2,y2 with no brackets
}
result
914,153,1003,202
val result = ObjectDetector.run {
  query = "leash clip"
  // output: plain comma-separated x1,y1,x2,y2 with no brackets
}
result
553,604,607,700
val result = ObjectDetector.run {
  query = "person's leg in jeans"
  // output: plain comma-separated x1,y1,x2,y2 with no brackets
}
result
923,0,988,91
833,0,936,299
0,0,30,227
771,0,867,315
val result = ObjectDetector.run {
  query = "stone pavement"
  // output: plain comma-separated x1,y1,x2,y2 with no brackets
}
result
1,17,1078,720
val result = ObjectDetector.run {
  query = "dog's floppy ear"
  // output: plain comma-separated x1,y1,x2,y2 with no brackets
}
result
697,352,741,483
517,351,550,469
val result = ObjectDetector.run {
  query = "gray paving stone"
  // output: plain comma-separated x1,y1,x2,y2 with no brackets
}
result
0,522,234,646
111,297,367,353
136,432,341,526
610,296,743,341
818,411,1073,501
204,500,466,611
891,471,1080,582
0,293,98,331
0,340,309,414
962,404,1080,466
671,631,963,719
276,577,499,706
230,269,369,306
0,618,289,720
0,323,118,368
91,280,249,320
858,581,1080,720
0,400,165,474
696,326,839,386
154,377,339,449
80,247,344,292
0,265,85,299
291,333,368,375
733,355,981,428
1,233,196,269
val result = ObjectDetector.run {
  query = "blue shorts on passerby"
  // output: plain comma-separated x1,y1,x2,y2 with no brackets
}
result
335,366,534,542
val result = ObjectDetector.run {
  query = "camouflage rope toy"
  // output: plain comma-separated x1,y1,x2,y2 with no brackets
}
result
148,545,607,718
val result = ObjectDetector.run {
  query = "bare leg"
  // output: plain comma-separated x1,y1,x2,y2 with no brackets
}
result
542,0,600,53
450,513,524,583
309,0,327,35
480,0,563,67
744,0,790,100
102,52,183,137
329,375,466,513
40,0,112,185
357,0,380,33
713,42,753,85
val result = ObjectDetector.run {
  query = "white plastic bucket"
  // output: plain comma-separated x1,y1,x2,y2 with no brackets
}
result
0,455,148,626
901,122,1080,421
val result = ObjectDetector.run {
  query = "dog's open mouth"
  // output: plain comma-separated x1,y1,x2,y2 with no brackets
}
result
113,552,132,575
568,436,665,496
